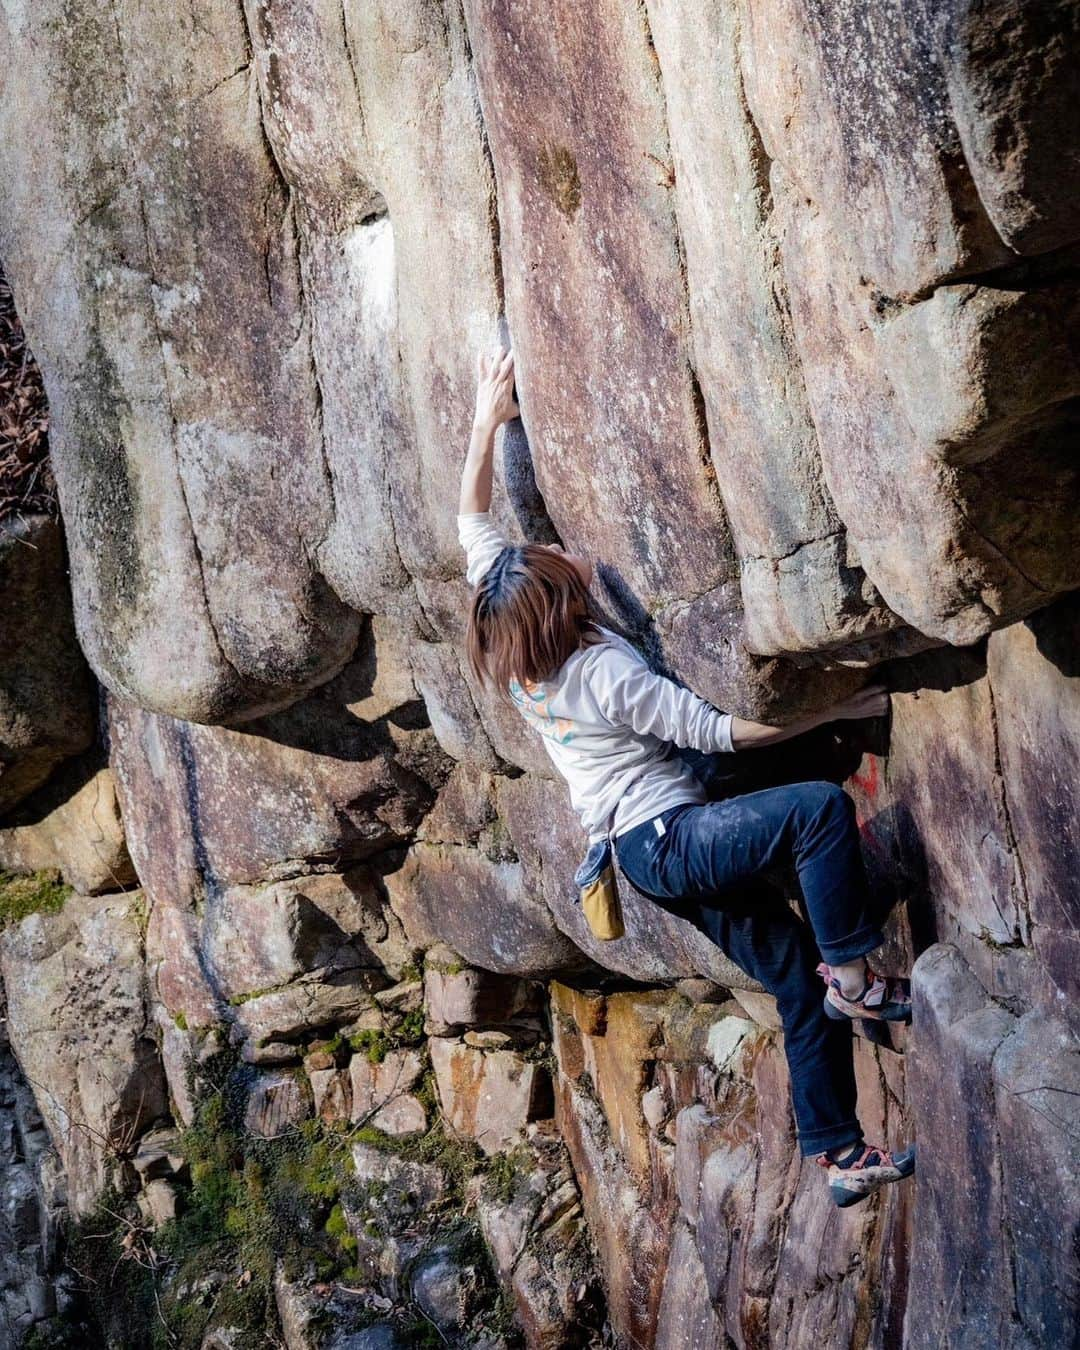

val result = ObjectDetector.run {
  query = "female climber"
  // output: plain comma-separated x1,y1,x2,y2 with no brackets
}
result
457,343,915,1208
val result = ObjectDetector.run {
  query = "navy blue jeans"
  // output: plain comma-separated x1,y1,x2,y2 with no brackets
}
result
614,780,885,1156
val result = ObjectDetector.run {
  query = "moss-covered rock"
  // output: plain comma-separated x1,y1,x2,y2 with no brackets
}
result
0,866,72,927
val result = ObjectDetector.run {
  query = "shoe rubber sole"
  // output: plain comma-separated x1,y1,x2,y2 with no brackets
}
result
828,1146,916,1208
824,991,913,1024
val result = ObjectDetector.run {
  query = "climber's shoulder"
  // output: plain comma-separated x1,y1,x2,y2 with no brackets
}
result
577,626,646,674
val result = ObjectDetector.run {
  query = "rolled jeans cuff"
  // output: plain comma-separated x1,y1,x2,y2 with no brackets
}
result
817,923,885,966
796,1118,863,1158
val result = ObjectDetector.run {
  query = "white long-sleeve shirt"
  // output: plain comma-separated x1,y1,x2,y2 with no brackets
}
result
458,512,734,842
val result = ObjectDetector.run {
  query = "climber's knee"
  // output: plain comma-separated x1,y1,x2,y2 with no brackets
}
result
788,780,852,833
814,780,852,812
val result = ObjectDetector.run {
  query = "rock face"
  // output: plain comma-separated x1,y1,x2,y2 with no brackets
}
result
0,891,167,1218
909,944,1079,1349
0,1,1077,1347
0,515,94,814
0,752,136,895
0,991,71,1349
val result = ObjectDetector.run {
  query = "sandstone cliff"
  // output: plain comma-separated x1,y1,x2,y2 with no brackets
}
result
0,1,1077,1347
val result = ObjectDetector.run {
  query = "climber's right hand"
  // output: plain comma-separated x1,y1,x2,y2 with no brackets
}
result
474,344,519,430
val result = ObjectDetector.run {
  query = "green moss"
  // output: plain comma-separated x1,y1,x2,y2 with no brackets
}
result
62,1041,369,1348
129,890,149,937
424,949,464,977
319,1030,348,1060
20,1318,90,1349
59,1014,532,1346
413,1067,438,1117
348,1008,424,1064
173,1010,188,1032
375,1118,488,1203
325,1202,357,1256
397,959,422,984
226,984,282,1007
483,1142,533,1205
348,1027,390,1063
0,868,72,928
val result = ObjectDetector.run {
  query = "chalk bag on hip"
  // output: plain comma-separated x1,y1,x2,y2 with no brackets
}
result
574,838,625,941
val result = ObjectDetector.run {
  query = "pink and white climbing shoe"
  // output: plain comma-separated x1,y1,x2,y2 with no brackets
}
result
817,1140,916,1207
815,962,913,1023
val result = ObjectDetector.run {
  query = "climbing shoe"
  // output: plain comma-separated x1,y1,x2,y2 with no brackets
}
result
817,1141,916,1208
816,962,913,1023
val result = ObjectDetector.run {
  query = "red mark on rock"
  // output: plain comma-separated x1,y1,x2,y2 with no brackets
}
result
851,755,880,800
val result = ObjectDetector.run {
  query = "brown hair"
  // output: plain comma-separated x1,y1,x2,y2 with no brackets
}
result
465,545,603,704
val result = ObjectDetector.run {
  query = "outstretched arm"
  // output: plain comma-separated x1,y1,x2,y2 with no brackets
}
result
459,345,518,516
595,642,889,753
728,683,889,748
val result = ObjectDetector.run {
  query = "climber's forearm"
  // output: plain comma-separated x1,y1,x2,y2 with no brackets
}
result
729,710,828,750
458,417,498,516
729,681,890,750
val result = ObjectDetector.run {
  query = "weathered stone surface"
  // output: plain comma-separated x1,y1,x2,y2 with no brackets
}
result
986,596,1080,1032
406,640,501,771
157,1016,225,1129
135,1177,179,1227
887,658,1024,952
547,985,776,1342
742,0,1012,300
643,0,903,662
146,902,222,1033
654,1218,725,1350
230,975,384,1051
348,1048,426,1135
0,754,136,895
550,1021,673,1346
0,891,167,1216
343,1142,451,1300
909,943,1080,1348
462,0,734,614
384,841,585,977
350,1141,448,1217
877,282,1080,467
373,977,423,1015
551,985,672,1188
409,1242,473,1331
0,515,94,813
416,765,499,849
273,1261,319,1350
0,2,1078,1345
241,1068,312,1139
667,1023,912,1348
146,866,401,1048
131,1125,186,1182
108,617,450,905
0,3,364,723
429,1037,550,1155
423,951,541,1032
203,872,400,1004
736,2,1080,648
775,186,1079,647
0,995,69,1347
939,0,1080,253
468,1128,597,1346
308,1066,350,1124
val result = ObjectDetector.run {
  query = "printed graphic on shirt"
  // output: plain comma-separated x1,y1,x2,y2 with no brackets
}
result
509,678,576,744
